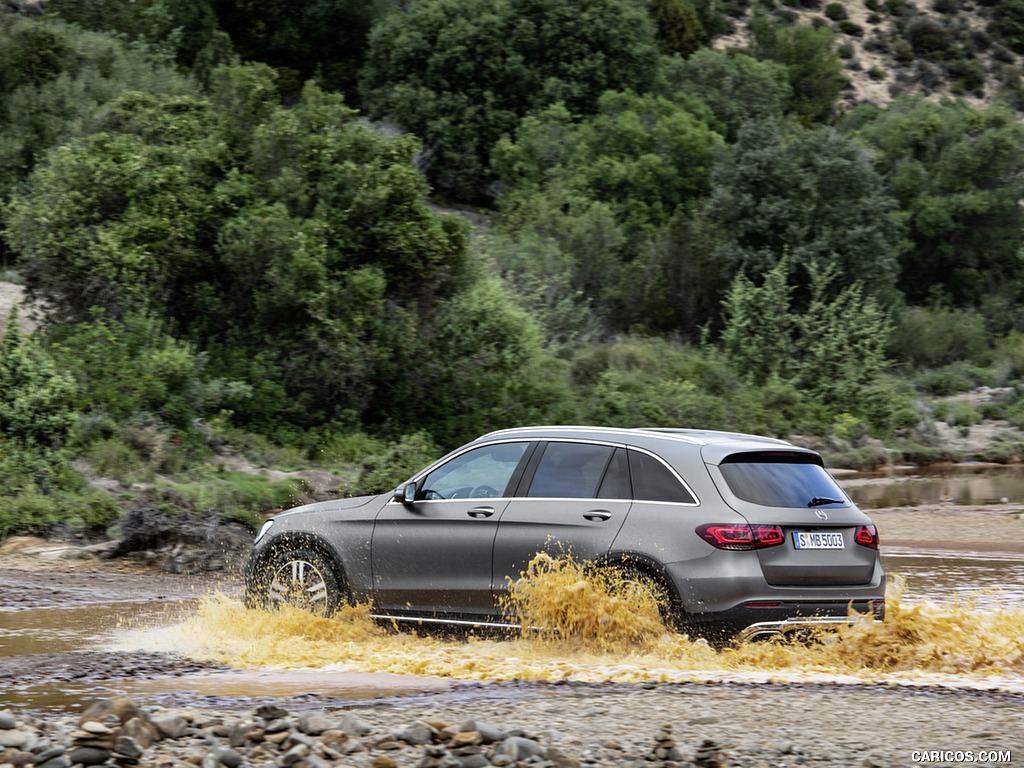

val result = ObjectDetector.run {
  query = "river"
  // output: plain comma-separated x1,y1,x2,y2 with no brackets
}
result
1,468,1023,713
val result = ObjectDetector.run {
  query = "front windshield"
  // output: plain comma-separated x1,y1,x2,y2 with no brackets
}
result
718,453,848,508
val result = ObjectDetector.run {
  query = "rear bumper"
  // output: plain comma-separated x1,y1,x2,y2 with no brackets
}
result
680,598,885,642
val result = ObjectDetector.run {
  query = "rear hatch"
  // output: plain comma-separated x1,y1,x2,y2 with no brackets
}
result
705,448,878,586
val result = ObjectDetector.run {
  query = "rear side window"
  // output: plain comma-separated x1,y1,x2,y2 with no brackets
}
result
628,450,695,504
527,442,616,498
719,452,849,507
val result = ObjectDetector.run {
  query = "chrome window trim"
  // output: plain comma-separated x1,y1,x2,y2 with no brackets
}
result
389,435,701,506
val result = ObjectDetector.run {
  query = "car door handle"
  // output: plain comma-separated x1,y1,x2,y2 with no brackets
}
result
583,510,612,521
467,507,495,518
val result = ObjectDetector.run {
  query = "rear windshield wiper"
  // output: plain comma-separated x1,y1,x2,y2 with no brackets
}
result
807,497,845,507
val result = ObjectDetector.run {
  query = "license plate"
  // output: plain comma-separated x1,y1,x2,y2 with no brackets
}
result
792,531,844,549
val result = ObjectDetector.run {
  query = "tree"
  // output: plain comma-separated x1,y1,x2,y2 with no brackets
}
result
749,11,845,125
0,309,75,450
4,74,477,434
46,0,221,66
361,0,661,202
492,91,722,334
211,0,396,97
705,118,902,312
719,259,794,385
495,92,721,232
0,18,197,211
649,0,704,56
719,260,893,415
5,91,226,323
841,97,1024,308
661,49,791,141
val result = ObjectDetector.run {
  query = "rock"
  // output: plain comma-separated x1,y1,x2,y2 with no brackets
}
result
547,745,582,768
152,715,191,740
317,729,349,747
692,738,728,768
296,712,334,736
337,713,372,737
263,718,290,734
121,716,157,748
79,721,113,736
33,746,66,764
280,743,311,766
371,757,398,768
393,722,435,746
66,746,112,766
0,747,34,767
458,720,505,744
81,697,144,726
255,705,289,722
492,736,546,763
114,735,145,760
0,712,16,730
0,729,28,749
448,730,482,748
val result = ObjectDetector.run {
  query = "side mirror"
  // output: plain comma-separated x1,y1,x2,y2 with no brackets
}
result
394,481,417,505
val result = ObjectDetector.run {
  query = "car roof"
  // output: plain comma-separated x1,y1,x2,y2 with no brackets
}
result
474,425,793,449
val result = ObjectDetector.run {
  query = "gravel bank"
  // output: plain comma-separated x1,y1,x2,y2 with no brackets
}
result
0,682,1019,768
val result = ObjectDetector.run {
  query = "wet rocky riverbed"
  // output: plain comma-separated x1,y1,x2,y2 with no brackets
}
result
2,486,1023,767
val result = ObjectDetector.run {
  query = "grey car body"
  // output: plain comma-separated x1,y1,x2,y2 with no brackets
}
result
244,426,886,640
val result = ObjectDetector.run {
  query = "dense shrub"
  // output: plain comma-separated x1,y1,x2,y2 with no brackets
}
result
905,15,954,55
888,306,990,368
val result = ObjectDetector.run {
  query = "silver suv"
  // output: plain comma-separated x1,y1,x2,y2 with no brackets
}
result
245,426,886,641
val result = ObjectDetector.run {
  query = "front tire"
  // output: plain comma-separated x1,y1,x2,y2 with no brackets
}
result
250,546,344,617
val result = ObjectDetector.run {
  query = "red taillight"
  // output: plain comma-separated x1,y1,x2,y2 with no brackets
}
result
696,523,785,550
854,524,879,549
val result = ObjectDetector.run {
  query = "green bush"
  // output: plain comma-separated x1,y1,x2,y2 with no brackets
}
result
351,432,442,497
0,490,61,538
994,331,1024,380
825,3,848,20
888,306,990,368
905,15,953,55
912,365,991,396
86,437,148,483
942,400,982,427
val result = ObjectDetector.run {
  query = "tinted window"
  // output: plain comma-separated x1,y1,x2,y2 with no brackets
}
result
527,442,615,498
629,450,695,503
597,448,630,499
719,453,848,507
419,442,528,500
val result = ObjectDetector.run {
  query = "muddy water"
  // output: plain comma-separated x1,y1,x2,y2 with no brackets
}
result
3,473,1024,711
18,553,1013,709
844,464,1024,508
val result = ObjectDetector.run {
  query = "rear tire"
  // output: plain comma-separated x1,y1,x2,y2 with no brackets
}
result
606,566,681,629
250,546,344,617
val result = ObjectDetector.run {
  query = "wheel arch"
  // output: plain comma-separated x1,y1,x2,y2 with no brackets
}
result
592,551,686,622
251,532,351,597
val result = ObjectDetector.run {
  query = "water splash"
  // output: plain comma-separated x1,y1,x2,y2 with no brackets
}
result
156,556,1024,688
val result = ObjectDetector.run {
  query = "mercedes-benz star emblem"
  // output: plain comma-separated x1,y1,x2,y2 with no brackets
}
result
815,509,828,521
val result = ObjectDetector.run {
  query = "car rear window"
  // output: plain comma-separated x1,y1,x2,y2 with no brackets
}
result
718,452,849,508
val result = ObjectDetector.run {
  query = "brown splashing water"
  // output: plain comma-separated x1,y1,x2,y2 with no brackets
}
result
157,555,1024,687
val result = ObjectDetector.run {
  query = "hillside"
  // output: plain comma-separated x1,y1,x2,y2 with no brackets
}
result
717,0,1023,113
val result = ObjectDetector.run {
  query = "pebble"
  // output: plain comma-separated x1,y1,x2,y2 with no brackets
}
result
0,688,1016,768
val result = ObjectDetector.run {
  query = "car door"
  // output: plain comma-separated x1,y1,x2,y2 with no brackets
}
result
492,441,632,604
371,440,532,617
